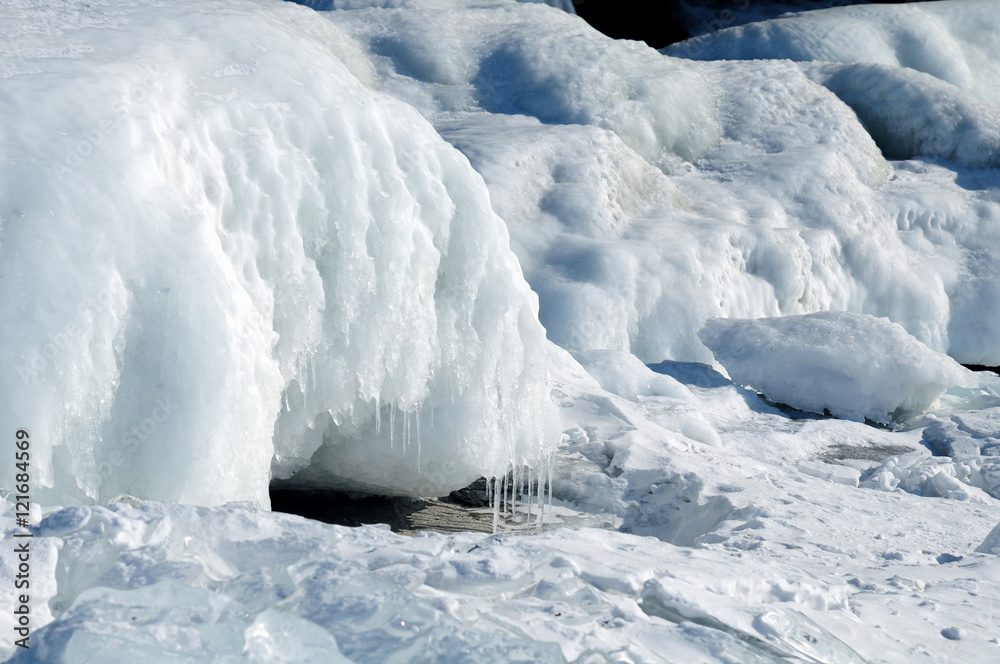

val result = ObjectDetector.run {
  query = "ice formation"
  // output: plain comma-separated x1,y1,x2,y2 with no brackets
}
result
0,0,559,507
3,1,1000,661
699,312,979,423
314,0,1000,364
862,449,1000,501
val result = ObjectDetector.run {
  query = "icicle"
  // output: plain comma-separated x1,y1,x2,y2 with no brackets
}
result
374,396,380,436
512,464,519,527
415,409,421,473
547,455,553,528
389,403,396,450
491,476,499,534
402,409,408,454
501,473,507,529
539,459,546,534
526,465,533,529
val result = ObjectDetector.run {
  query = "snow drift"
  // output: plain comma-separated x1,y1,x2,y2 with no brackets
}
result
0,0,559,507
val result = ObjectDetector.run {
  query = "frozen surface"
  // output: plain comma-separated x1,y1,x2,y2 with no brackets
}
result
3,0,1000,662
0,0,559,507
699,312,982,423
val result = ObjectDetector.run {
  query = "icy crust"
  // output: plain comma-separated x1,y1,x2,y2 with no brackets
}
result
699,312,979,423
4,494,1000,663
0,0,559,506
316,0,1000,364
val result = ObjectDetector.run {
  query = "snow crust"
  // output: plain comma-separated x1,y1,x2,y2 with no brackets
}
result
699,312,980,423
0,0,559,506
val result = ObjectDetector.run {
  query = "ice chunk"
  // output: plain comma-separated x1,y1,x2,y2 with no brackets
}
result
863,449,1000,501
976,520,1000,554
699,312,978,423
0,0,558,507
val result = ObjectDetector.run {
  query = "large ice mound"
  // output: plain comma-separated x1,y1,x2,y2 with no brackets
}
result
699,312,979,423
0,0,559,507
316,0,1000,365
667,1,1000,167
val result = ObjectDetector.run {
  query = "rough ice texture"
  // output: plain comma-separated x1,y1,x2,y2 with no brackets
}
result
0,0,559,507
863,450,1000,502
316,0,1000,365
667,1,1000,166
665,0,1000,98
699,312,978,423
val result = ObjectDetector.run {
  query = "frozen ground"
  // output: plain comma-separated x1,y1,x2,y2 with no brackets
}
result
4,355,1000,662
2,0,1000,662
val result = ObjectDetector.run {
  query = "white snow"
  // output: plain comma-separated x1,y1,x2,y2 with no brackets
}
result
3,0,1000,662
699,312,981,423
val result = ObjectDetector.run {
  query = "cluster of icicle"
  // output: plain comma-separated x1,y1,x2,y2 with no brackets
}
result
489,458,554,534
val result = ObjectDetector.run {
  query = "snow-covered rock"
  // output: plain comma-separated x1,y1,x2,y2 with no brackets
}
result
699,312,978,423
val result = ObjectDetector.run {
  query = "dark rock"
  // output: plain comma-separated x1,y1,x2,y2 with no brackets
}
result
449,477,493,507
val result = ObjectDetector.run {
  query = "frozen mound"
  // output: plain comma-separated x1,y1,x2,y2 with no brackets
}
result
668,1,1000,167
815,62,1000,168
977,520,1000,554
666,0,1000,103
312,0,1000,365
0,0,559,507
698,312,978,423
323,1,722,170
